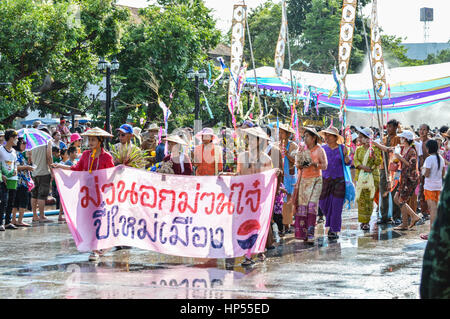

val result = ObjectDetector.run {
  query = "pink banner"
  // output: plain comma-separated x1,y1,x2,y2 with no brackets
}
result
53,166,277,258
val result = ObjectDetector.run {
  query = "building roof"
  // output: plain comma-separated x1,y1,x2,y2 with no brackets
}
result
401,42,450,60
208,43,231,58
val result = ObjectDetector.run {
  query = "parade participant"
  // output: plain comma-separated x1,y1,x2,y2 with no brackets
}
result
160,134,192,175
11,137,34,227
419,140,445,240
141,123,160,153
0,129,19,231
112,124,139,164
155,129,167,163
318,126,350,240
236,126,274,265
292,127,327,242
354,127,382,231
392,130,421,230
193,128,223,176
52,127,114,261
416,124,431,220
30,127,53,223
56,117,71,144
277,123,298,236
375,119,402,224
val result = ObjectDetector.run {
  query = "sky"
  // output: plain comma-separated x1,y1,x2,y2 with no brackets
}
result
117,0,450,43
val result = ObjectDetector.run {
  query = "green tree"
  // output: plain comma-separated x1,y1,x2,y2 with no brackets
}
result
115,0,223,130
0,0,129,125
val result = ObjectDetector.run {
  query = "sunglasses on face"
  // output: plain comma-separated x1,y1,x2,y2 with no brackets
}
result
119,133,127,137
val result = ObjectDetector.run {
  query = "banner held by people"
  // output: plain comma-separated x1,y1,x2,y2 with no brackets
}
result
53,165,277,258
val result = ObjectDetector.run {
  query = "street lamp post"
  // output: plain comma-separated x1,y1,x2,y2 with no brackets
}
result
97,57,119,136
186,68,207,121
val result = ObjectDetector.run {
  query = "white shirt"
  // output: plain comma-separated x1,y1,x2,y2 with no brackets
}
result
415,140,423,157
0,145,18,181
423,154,444,191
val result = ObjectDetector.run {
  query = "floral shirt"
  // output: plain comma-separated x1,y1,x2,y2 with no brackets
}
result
273,184,286,215
16,152,31,188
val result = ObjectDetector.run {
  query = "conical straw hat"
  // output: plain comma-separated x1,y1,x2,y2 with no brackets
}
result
81,127,113,138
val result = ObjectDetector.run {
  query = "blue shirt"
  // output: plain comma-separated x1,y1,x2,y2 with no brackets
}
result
155,143,166,163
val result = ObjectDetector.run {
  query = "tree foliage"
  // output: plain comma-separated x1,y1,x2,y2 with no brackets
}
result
115,0,222,130
0,0,129,125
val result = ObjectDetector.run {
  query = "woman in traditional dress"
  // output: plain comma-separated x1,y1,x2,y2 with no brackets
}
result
52,127,115,261
277,123,298,236
392,130,422,230
293,127,327,243
235,127,276,266
354,127,382,230
318,127,351,240
159,134,193,175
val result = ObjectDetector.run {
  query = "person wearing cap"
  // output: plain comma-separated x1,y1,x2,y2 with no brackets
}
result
392,130,422,230
354,127,382,231
52,127,115,261
292,127,327,242
276,123,298,236
56,117,71,144
112,124,141,166
141,124,159,152
318,126,351,240
161,134,192,175
193,128,223,176
0,129,20,231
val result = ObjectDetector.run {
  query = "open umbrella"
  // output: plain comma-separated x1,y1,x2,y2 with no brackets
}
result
17,128,52,151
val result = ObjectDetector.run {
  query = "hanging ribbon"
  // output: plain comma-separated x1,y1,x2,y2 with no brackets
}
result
201,91,214,119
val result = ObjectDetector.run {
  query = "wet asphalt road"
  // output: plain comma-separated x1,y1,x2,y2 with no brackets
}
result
0,209,428,299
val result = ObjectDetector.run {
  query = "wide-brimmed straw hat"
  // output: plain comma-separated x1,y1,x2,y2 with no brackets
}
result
356,127,374,139
278,123,295,135
146,123,160,131
164,134,188,146
81,127,113,138
301,126,323,142
243,127,270,140
195,127,218,142
319,126,345,144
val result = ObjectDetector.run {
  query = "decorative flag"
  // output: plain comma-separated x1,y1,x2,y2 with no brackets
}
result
274,0,288,77
338,0,358,80
228,4,247,121
370,0,387,99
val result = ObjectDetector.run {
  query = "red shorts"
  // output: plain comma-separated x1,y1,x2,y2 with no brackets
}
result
424,190,440,202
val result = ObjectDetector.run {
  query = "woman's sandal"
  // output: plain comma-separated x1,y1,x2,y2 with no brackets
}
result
408,217,421,229
394,225,409,231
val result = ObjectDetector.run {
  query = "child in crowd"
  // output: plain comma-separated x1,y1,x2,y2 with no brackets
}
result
60,148,68,164
65,146,78,167
273,178,287,237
